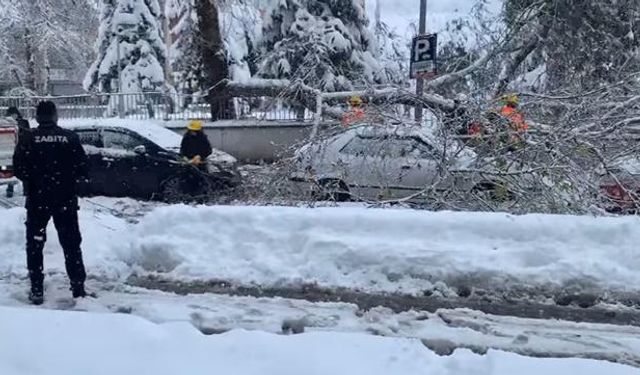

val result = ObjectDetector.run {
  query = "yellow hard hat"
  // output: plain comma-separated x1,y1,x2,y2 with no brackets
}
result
187,120,203,131
348,96,363,106
501,93,520,106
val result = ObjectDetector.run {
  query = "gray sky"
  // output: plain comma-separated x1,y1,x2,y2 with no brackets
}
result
366,0,502,37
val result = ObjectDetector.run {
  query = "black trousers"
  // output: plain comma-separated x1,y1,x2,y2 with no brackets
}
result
25,202,86,287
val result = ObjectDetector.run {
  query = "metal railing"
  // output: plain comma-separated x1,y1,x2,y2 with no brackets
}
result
0,92,316,122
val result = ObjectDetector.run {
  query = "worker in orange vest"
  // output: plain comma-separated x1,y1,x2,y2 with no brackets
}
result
341,96,366,127
498,93,528,146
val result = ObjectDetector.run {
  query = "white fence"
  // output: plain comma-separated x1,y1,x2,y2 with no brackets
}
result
0,92,316,122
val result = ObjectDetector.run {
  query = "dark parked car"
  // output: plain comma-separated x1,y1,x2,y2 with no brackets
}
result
64,121,240,201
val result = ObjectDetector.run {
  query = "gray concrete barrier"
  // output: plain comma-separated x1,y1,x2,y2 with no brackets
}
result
167,121,317,163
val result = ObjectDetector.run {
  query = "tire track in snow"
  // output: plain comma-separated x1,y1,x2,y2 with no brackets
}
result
127,275,640,327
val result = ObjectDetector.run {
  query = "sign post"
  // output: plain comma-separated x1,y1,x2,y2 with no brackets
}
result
410,34,438,80
413,0,435,123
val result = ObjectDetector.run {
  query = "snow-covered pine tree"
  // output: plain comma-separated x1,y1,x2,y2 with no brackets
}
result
166,0,259,90
84,0,167,94
221,0,261,82
260,0,387,91
497,0,639,94
372,0,407,85
165,0,201,92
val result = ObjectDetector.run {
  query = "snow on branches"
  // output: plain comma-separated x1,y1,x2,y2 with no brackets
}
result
259,0,392,92
84,0,167,94
0,0,98,94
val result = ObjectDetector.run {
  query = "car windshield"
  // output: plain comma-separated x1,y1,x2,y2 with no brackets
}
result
342,135,437,159
125,123,182,152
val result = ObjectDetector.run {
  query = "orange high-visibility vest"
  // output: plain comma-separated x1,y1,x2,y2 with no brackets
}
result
500,105,528,132
341,108,366,127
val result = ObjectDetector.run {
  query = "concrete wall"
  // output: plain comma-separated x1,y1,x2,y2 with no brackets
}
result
167,123,314,163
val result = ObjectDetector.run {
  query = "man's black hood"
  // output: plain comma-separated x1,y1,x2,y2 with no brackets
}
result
37,121,58,128
35,101,58,124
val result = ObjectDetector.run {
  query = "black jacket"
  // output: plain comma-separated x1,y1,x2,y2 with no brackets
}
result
13,122,89,208
16,117,30,141
180,131,212,160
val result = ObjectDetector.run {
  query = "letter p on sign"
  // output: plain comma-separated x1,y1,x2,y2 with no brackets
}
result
410,33,438,79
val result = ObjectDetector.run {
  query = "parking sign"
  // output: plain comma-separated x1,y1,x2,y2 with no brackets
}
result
410,34,438,79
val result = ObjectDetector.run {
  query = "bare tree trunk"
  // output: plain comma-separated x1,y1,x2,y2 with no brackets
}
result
195,0,234,121
43,47,51,95
9,53,23,87
24,27,37,92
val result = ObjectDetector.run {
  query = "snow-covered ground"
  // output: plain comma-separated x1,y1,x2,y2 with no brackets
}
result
2,305,637,375
2,200,638,296
1,198,640,369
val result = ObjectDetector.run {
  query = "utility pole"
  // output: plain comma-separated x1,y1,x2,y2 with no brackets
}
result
415,0,427,123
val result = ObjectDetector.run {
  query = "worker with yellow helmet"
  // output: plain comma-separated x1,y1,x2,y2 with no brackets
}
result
180,120,212,166
342,96,366,127
498,93,528,146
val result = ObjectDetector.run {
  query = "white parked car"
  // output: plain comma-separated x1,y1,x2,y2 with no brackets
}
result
291,125,510,202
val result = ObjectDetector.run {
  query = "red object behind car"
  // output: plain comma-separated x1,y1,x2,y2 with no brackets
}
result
600,182,637,212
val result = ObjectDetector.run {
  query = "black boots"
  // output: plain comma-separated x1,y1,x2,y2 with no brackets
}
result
28,282,92,304
29,282,44,305
70,282,87,299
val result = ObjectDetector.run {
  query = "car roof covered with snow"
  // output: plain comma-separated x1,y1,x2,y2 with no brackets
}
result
59,119,237,165
312,124,477,165
60,119,183,151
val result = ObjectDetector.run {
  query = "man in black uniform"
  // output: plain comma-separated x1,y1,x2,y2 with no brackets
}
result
13,101,89,305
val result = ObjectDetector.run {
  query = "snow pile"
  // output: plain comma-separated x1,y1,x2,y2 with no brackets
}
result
1,202,640,295
121,205,640,294
1,306,637,375
0,206,131,283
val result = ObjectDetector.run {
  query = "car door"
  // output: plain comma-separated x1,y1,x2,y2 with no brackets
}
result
74,129,108,196
360,137,424,199
387,138,442,193
338,136,396,198
101,128,160,198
